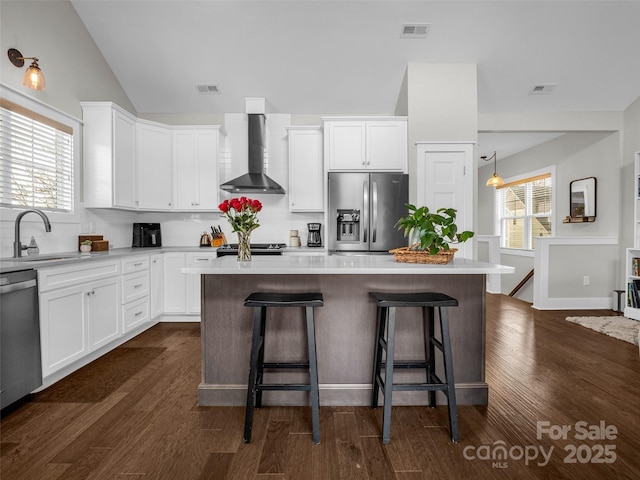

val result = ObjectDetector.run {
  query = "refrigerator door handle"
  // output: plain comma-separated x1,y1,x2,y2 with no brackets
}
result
372,181,378,243
363,180,368,243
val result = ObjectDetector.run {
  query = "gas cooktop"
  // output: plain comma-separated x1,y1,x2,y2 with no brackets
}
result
216,243,287,257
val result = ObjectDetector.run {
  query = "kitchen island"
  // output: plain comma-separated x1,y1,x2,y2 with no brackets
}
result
183,255,514,407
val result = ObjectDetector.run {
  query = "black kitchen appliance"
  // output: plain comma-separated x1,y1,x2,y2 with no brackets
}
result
307,223,322,247
132,223,162,248
216,243,286,257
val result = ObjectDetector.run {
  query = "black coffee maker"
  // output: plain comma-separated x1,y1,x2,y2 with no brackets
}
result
307,223,322,247
132,223,162,247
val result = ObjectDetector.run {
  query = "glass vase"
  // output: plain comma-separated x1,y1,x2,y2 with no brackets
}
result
237,231,251,262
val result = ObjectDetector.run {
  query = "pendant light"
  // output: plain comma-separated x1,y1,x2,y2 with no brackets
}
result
7,48,46,91
482,151,504,187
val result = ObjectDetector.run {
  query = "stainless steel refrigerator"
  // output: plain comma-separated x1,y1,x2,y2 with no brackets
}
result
328,172,408,253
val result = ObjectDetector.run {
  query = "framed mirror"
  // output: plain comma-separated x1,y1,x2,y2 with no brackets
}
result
566,176,596,222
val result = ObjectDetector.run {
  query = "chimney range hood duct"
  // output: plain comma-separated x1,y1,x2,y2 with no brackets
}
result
220,114,285,194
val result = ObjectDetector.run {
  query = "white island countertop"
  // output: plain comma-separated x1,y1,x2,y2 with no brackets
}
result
182,254,515,275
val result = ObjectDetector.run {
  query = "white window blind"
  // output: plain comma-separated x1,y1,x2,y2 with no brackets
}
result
0,101,74,212
495,173,552,250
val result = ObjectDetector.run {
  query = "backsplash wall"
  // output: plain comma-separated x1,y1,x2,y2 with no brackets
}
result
0,112,324,257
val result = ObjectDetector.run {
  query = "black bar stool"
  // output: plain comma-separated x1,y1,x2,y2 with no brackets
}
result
243,292,323,444
370,291,459,444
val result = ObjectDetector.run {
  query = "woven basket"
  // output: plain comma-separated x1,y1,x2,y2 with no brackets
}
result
389,245,457,264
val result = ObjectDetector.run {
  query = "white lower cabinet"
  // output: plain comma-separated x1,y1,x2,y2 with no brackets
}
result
150,254,164,319
121,255,150,332
186,253,217,314
163,252,188,313
39,261,122,377
162,251,215,316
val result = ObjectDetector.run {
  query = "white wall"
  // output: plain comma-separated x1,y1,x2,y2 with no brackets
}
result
0,0,138,257
477,130,621,302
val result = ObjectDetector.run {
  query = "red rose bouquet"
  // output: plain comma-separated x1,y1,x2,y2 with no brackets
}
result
218,197,263,234
218,197,262,261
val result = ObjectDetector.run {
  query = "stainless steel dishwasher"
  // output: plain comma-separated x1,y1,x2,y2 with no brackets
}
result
0,269,42,411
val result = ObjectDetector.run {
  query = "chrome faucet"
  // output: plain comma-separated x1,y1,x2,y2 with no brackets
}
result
14,209,52,258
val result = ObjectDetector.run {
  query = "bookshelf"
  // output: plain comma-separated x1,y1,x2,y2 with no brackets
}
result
626,152,640,320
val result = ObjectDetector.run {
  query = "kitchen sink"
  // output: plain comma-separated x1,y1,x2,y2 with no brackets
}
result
18,254,84,262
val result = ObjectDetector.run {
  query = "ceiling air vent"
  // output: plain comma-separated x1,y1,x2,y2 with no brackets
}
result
529,83,558,95
400,23,430,38
195,84,220,95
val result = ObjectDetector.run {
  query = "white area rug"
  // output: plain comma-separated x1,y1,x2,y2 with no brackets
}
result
565,316,640,346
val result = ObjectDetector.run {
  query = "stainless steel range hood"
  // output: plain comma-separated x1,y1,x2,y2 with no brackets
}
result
220,113,285,194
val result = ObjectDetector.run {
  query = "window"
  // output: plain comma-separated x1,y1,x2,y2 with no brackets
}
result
495,171,553,250
0,99,74,212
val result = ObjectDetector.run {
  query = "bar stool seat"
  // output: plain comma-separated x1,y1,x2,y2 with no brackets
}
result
370,291,459,444
243,292,323,444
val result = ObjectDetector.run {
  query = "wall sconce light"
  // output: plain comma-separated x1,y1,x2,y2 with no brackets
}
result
7,48,46,91
482,151,504,187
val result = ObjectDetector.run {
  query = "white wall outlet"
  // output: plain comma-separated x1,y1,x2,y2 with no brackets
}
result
583,276,590,286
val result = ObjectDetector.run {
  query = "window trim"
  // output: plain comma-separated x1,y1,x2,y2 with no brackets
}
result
0,84,82,223
494,165,557,252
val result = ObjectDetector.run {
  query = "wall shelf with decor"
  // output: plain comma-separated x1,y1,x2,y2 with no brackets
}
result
624,247,640,320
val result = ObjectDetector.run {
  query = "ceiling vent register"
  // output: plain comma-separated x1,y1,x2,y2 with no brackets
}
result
195,84,220,95
400,24,430,38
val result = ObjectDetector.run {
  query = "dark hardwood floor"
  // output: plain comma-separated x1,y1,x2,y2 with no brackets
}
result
2,294,640,479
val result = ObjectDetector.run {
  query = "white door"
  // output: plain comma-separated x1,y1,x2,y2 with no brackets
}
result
137,122,173,210
366,121,407,171
39,284,88,376
327,121,366,170
88,277,122,351
112,110,137,208
416,142,474,259
288,127,323,212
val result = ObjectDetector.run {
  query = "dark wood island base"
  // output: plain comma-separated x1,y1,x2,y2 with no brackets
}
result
198,273,488,407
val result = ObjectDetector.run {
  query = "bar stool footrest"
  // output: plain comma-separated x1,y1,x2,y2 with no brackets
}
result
262,362,310,369
256,384,312,391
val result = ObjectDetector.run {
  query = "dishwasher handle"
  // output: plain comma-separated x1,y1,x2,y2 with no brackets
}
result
0,279,37,294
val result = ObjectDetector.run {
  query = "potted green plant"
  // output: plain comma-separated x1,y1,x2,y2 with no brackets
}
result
80,239,92,253
391,204,474,263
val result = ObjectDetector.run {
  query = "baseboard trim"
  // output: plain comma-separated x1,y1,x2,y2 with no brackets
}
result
197,382,488,406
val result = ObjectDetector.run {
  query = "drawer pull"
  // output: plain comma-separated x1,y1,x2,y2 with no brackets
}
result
133,262,144,267
134,284,143,288
134,311,144,317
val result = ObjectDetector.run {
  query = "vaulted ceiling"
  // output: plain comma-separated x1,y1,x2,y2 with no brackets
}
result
71,0,640,157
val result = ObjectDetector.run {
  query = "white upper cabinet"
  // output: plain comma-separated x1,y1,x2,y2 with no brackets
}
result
137,120,173,210
324,117,407,172
287,126,323,212
82,102,224,212
173,127,224,211
83,102,137,208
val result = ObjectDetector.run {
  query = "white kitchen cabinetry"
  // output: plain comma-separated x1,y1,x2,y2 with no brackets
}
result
137,121,173,210
416,142,475,259
121,255,150,332
287,126,323,212
38,261,122,377
186,253,217,314
324,117,407,172
174,127,225,211
150,253,164,319
162,252,215,316
163,252,188,314
82,102,137,208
